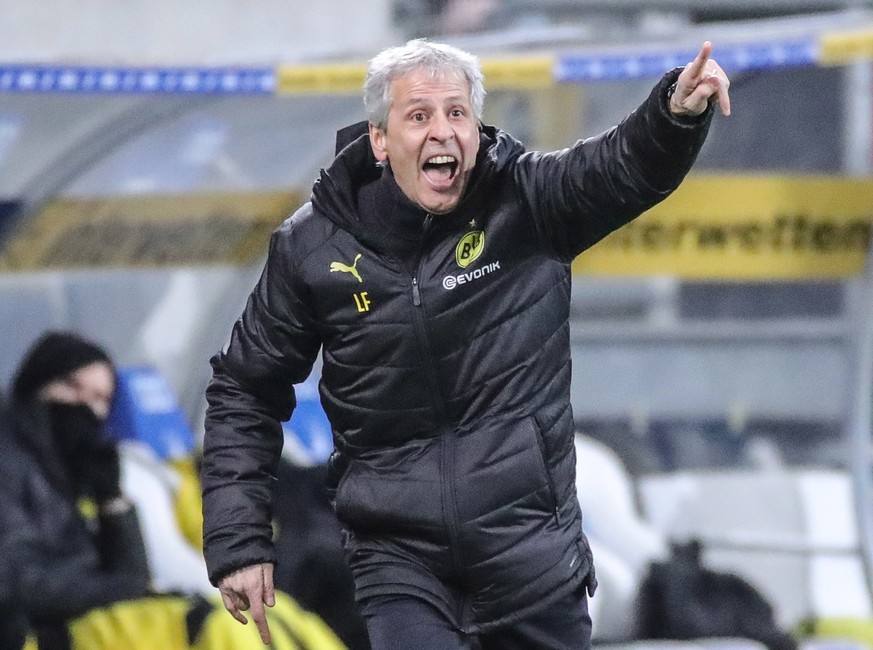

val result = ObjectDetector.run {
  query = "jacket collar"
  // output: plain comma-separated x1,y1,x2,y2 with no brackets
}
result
312,123,525,255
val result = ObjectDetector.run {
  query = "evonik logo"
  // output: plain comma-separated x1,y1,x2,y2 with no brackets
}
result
442,260,502,290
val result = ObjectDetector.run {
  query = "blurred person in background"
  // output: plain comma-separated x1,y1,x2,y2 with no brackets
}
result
0,331,348,650
0,331,151,649
202,38,730,649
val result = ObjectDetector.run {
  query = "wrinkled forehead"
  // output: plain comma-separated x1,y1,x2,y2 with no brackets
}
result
390,65,471,97
413,64,467,83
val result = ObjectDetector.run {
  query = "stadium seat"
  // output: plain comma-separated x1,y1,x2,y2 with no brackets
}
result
574,434,668,642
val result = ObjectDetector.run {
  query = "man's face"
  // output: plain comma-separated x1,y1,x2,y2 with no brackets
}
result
369,68,480,214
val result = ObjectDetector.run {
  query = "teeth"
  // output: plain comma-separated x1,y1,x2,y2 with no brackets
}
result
426,155,456,164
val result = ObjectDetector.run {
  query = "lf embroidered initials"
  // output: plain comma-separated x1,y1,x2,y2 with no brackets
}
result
330,253,363,283
354,292,371,312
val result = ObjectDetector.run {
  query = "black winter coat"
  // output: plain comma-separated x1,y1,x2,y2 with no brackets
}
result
0,399,150,639
202,69,712,632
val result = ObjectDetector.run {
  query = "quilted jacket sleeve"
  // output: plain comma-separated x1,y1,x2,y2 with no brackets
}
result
515,68,714,261
201,214,322,585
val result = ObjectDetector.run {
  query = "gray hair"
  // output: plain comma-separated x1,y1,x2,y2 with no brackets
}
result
363,39,485,131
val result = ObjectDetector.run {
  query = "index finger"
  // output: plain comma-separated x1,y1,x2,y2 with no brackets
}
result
685,41,714,78
249,596,272,645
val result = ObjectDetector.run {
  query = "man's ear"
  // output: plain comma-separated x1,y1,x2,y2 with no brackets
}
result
369,123,388,163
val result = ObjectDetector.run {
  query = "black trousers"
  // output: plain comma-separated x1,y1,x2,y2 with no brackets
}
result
361,586,592,650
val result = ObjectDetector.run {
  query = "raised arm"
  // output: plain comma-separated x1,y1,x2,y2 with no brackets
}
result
516,41,731,260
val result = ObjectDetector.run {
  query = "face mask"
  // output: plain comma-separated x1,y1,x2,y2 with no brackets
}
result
45,401,105,461
44,401,120,502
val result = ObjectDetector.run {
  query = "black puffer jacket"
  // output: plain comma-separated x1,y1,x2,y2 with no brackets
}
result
0,399,150,639
202,69,712,632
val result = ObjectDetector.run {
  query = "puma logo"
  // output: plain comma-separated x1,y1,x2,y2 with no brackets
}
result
330,253,363,283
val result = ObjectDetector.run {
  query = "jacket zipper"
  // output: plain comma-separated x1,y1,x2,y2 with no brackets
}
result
533,416,561,525
412,277,421,306
410,213,432,309
408,216,465,602
409,213,443,423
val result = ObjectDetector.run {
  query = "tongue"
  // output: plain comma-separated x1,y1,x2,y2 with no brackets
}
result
424,164,454,187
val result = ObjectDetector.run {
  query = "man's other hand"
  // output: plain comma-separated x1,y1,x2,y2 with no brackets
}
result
218,562,276,644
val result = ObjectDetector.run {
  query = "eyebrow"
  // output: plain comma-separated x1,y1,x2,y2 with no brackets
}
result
406,101,470,121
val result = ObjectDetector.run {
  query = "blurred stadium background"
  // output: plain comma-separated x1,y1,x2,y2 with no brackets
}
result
1,0,873,645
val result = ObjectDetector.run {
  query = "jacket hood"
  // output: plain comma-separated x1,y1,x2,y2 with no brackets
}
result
311,123,526,249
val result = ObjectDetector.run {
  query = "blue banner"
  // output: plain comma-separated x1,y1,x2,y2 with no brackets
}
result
0,65,274,94
555,38,819,82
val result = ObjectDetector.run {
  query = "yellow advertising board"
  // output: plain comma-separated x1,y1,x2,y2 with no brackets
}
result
2,177,870,277
819,28,873,66
0,191,302,270
276,62,367,95
480,56,555,90
572,175,873,279
276,55,555,95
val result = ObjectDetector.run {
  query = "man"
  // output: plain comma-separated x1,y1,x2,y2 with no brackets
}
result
202,38,730,649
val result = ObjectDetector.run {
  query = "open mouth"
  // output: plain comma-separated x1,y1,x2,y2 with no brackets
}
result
422,155,459,186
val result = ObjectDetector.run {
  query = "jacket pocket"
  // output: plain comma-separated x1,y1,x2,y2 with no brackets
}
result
531,415,561,524
331,442,445,534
